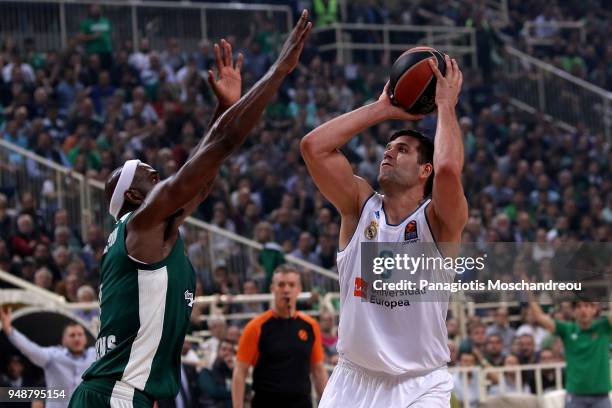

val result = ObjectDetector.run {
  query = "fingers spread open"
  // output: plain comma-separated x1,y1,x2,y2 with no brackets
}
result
213,43,223,73
207,70,218,90
223,40,232,67
235,52,244,71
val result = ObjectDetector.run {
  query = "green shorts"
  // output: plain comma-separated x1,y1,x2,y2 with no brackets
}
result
68,378,154,408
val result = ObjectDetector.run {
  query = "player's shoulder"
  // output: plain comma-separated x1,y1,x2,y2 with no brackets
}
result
245,310,276,331
340,176,376,217
592,317,611,331
296,311,320,330
355,177,377,203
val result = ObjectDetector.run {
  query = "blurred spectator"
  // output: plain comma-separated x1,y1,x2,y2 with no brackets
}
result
313,0,339,27
197,338,235,408
225,325,241,343
452,351,480,408
161,38,185,73
485,307,516,354
236,280,265,317
319,309,338,364
188,231,213,291
484,334,505,367
74,285,99,323
531,300,611,408
158,340,200,408
0,307,96,408
539,348,563,391
10,214,49,258
254,221,285,290
63,273,83,302
0,194,12,239
129,38,151,72
447,317,459,342
517,334,538,394
55,67,83,115
33,267,53,290
488,354,531,395
194,39,213,72
200,315,227,369
79,4,113,69
459,322,487,356
0,355,35,408
0,355,28,387
516,307,550,351
273,207,300,249
290,232,321,265
2,50,34,84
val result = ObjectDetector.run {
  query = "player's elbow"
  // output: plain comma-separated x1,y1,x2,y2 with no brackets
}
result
435,162,462,180
433,165,464,199
300,135,316,158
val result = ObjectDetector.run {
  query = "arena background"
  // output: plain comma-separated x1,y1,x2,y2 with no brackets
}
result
0,0,610,407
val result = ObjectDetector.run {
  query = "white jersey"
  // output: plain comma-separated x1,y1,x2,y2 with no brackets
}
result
336,193,451,376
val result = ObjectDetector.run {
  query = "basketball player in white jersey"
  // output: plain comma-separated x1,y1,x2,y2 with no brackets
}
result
301,56,466,407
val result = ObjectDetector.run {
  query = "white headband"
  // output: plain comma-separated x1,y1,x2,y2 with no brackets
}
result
109,159,141,220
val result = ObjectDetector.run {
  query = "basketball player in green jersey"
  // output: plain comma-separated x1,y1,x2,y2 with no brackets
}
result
68,11,312,408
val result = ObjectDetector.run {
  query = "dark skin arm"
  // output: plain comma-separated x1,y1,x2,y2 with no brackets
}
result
181,38,244,215
127,10,312,263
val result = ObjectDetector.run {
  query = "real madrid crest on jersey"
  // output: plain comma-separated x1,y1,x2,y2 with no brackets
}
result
404,220,418,241
364,220,378,240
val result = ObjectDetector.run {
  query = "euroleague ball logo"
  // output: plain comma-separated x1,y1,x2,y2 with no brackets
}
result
298,329,308,341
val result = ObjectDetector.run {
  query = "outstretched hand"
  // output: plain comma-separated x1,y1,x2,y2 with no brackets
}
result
274,9,312,75
428,54,463,108
377,82,425,121
208,39,243,107
0,306,13,336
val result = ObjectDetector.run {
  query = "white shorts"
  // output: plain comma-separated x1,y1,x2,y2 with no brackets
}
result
319,359,453,408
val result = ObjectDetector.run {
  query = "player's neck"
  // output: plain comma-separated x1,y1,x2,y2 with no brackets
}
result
382,187,424,225
577,319,593,330
272,305,296,319
68,349,84,357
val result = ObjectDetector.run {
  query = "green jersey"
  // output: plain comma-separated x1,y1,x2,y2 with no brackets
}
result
80,17,113,54
83,212,195,400
555,317,612,395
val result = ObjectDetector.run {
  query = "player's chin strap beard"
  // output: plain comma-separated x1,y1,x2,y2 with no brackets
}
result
109,159,141,221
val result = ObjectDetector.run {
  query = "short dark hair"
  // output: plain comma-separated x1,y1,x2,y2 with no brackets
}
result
458,351,476,360
572,299,596,307
389,130,434,197
219,338,236,348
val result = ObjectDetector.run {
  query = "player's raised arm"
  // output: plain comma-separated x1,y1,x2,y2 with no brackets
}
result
133,11,312,226
300,84,423,217
427,56,468,240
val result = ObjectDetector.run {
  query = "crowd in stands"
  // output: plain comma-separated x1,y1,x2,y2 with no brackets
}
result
0,2,611,405
407,0,611,90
